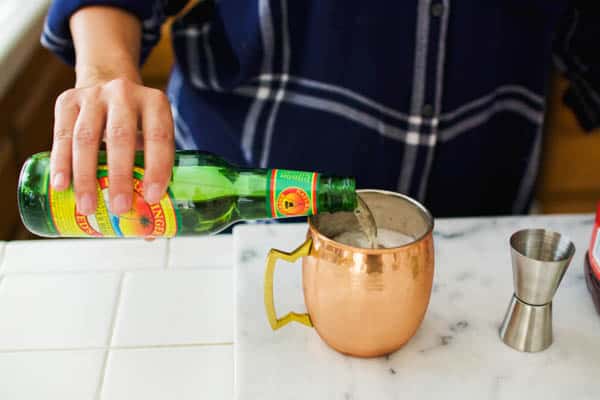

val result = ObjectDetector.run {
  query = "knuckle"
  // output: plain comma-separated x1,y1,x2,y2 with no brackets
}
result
144,127,172,143
104,78,130,94
106,126,134,144
147,88,168,104
53,128,73,142
145,168,171,184
74,126,98,146
49,158,69,175
108,172,132,186
73,173,97,188
55,89,78,109
82,85,102,99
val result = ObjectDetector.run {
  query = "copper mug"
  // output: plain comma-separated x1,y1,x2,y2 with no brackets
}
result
264,190,435,358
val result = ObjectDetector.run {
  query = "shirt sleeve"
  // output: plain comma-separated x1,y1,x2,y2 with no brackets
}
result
41,0,188,65
553,0,600,132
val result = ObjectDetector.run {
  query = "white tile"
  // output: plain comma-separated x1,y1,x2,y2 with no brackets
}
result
169,235,233,269
1,239,168,273
101,346,232,400
0,350,104,400
113,270,233,346
0,273,120,349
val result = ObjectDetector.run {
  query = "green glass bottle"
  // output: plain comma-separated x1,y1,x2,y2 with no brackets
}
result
17,151,357,238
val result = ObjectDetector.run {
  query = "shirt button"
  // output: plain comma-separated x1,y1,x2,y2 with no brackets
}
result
422,104,434,118
431,2,444,17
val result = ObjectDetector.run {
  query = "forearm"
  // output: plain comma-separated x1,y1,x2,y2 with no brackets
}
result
51,4,175,216
70,6,143,87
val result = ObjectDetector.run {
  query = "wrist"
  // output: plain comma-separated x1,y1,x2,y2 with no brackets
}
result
75,62,142,88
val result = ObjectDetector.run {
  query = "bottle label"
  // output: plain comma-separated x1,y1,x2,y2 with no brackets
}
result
48,166,179,237
266,169,319,218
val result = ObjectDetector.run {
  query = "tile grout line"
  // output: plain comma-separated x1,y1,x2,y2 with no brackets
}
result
0,267,166,276
167,265,233,271
94,272,126,400
0,342,235,353
0,265,232,276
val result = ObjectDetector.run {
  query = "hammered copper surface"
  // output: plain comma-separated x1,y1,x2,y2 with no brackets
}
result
303,190,434,357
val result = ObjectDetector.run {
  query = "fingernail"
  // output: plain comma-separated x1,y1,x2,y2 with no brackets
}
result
52,173,65,190
77,193,96,215
111,194,131,215
144,183,163,204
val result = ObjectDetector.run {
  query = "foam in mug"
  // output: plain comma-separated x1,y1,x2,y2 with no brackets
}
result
334,228,415,249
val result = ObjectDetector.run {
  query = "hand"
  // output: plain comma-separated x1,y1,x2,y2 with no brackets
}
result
51,75,175,216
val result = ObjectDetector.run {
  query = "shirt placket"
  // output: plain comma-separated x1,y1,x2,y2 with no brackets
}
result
415,0,449,202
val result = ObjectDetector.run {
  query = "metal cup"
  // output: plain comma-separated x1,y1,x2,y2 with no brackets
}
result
499,229,575,352
264,190,435,358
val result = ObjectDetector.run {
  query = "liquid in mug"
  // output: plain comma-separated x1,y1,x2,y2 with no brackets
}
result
346,194,414,248
334,228,414,249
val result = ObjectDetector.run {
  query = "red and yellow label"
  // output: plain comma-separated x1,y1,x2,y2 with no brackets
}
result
266,169,319,218
48,166,179,238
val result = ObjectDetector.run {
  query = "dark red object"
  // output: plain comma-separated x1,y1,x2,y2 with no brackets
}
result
586,202,600,315
585,253,600,315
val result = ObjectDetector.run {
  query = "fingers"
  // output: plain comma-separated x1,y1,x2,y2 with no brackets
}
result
104,79,138,215
51,90,79,191
72,90,104,215
51,78,174,222
139,89,174,204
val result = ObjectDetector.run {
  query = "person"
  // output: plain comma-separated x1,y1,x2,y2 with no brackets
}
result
42,0,599,218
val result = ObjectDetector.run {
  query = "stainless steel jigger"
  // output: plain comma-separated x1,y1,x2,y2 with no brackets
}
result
499,229,575,352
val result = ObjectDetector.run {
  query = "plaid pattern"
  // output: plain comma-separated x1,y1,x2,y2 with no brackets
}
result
42,0,598,217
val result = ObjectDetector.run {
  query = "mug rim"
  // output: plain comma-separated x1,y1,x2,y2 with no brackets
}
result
308,189,435,253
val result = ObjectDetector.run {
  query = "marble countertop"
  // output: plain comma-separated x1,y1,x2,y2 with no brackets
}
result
235,215,600,400
0,214,598,400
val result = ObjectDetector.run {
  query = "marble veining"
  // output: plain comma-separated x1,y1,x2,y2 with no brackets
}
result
235,215,600,400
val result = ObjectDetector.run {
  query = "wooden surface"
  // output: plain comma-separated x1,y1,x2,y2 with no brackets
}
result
141,0,198,89
0,135,18,239
141,23,175,89
536,73,600,213
0,45,75,240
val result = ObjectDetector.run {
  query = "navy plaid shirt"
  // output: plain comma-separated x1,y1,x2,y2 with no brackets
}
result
42,0,600,217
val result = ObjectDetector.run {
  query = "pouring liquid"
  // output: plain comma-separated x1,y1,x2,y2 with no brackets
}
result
353,195,379,248
333,194,414,249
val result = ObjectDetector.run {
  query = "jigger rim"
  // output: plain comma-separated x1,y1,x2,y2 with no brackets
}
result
509,228,575,263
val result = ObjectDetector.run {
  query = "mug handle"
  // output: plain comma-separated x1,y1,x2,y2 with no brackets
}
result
264,238,314,330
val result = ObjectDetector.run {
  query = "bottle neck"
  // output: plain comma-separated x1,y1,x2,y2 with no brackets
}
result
316,175,357,214
234,170,356,220
233,170,269,221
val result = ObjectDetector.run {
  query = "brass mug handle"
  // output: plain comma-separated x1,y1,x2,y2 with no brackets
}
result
264,238,314,330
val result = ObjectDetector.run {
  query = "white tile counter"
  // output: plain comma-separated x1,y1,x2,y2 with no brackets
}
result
0,215,599,400
0,236,234,400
